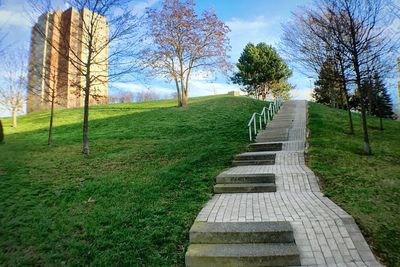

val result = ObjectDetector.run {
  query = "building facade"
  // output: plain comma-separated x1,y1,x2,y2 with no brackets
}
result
27,8,108,113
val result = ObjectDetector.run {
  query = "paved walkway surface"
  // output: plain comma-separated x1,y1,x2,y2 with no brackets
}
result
195,100,382,267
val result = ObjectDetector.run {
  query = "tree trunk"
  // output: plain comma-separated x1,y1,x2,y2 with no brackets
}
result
342,83,354,135
354,63,371,155
180,76,188,107
174,78,182,107
12,108,17,128
82,87,90,155
0,119,4,144
182,90,188,106
48,91,55,145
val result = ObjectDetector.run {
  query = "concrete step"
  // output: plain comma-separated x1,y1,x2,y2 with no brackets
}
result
232,159,275,166
234,152,276,161
248,142,282,152
189,222,294,244
185,243,301,267
214,183,276,193
256,136,288,142
216,173,275,184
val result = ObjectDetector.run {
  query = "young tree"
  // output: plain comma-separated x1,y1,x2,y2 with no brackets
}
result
0,52,26,128
0,120,4,144
30,0,140,154
232,42,292,99
319,0,396,154
313,57,346,108
143,0,231,107
282,9,356,134
372,71,394,130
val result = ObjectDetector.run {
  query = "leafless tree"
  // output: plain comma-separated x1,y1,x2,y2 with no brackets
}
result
29,0,140,154
283,0,397,154
109,89,134,103
142,0,231,107
28,62,66,144
135,90,160,102
0,51,27,127
282,9,356,134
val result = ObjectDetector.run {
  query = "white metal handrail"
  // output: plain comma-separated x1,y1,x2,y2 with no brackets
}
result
248,97,283,141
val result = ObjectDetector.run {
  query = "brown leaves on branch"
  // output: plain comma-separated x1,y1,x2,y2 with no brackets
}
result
141,0,231,107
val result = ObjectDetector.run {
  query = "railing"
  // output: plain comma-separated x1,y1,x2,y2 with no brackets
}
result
248,98,283,141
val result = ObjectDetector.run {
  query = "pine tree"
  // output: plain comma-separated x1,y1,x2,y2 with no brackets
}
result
313,58,345,109
372,72,394,130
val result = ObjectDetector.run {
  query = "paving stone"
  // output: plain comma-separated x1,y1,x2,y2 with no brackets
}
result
187,100,382,267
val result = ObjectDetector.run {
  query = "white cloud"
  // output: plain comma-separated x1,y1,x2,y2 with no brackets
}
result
0,9,31,28
130,0,159,15
290,88,312,100
226,16,282,61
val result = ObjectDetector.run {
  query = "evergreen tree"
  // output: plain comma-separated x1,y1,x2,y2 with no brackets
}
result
313,58,346,109
372,72,394,130
232,43,292,99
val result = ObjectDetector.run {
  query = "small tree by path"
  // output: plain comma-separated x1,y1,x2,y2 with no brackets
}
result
142,0,231,107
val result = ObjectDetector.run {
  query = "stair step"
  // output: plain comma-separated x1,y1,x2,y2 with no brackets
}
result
248,142,282,152
232,159,275,166
235,152,276,161
216,173,275,184
214,183,276,193
256,136,289,142
185,243,301,267
189,222,294,244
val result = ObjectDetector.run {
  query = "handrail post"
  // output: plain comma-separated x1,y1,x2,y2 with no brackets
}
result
263,108,266,124
253,117,256,135
249,126,252,141
259,114,262,129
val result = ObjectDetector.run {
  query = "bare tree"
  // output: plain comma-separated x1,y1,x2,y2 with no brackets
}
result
135,90,160,102
282,10,356,134
30,0,140,154
283,0,397,154
142,0,231,107
109,89,134,103
0,51,27,127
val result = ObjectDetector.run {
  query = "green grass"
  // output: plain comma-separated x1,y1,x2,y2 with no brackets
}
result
308,103,400,267
0,95,266,266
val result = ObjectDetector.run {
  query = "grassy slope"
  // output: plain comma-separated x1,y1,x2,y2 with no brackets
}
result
0,95,266,266
308,103,400,267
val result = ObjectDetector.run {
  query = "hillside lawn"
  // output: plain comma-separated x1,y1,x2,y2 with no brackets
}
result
307,103,400,267
0,95,267,266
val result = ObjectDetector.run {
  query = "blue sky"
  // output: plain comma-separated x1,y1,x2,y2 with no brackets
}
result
0,0,399,116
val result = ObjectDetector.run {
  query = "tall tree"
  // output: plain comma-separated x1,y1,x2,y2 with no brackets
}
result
30,0,140,155
142,0,231,107
313,57,346,108
282,9,356,134
372,71,394,130
0,51,26,128
232,42,292,99
283,0,396,153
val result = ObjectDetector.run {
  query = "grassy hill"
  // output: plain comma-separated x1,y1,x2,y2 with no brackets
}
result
0,95,266,266
308,103,400,267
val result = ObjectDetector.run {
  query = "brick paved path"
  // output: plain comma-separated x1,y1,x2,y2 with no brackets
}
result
194,100,382,267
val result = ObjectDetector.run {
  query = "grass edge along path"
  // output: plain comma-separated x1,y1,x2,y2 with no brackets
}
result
0,95,267,266
307,102,400,267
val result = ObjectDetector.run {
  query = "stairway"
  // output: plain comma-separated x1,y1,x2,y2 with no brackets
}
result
185,222,300,267
185,101,301,266
214,151,277,193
